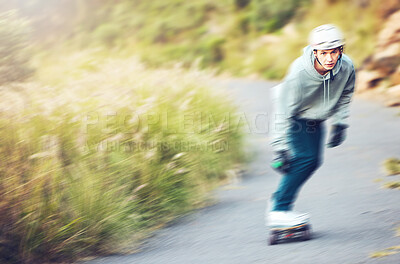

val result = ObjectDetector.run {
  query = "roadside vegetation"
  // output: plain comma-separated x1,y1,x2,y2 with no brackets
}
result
382,158,400,190
384,158,400,176
1,53,246,263
370,159,400,260
370,245,400,258
0,11,245,264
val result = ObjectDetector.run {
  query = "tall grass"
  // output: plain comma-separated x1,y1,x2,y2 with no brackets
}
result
0,51,246,263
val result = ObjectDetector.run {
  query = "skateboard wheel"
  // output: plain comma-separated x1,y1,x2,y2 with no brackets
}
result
302,229,311,241
269,234,278,245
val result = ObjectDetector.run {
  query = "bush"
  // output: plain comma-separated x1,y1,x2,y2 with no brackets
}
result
199,35,226,66
92,23,121,47
251,0,306,32
235,12,252,35
0,10,33,85
235,0,252,9
0,54,245,263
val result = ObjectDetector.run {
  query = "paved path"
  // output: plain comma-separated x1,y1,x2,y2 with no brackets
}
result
84,80,400,264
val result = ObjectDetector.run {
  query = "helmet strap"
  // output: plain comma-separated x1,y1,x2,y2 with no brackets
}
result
316,56,324,67
313,47,343,78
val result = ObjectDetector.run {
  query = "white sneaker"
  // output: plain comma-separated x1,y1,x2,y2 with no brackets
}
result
267,211,310,227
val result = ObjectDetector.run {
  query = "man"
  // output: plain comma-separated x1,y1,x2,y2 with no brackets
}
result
267,24,356,227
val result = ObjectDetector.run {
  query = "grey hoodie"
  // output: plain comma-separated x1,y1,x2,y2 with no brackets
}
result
271,45,356,152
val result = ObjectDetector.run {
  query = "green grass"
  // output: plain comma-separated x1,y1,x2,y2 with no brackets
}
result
381,158,400,190
370,250,399,258
384,158,400,176
3,0,386,80
0,51,246,263
383,182,400,190
370,245,400,258
82,0,383,79
372,159,400,259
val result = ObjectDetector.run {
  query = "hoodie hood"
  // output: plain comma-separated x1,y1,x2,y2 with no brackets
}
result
302,45,342,81
301,45,344,110
270,45,356,152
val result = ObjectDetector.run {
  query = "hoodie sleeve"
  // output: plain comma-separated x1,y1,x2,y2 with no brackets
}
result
270,76,302,152
331,66,355,127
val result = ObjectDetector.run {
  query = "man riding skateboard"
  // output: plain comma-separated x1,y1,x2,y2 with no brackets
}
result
267,24,356,229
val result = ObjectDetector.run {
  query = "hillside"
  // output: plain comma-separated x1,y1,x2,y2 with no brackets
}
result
1,0,399,80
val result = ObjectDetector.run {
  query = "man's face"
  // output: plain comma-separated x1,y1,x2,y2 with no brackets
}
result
313,48,341,71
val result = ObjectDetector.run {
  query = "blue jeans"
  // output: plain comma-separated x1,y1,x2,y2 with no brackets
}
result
272,118,325,211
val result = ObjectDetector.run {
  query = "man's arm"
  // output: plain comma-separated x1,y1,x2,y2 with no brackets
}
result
270,78,301,152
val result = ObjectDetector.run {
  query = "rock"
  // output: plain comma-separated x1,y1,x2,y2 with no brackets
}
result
387,84,400,97
376,0,400,19
385,100,400,107
372,55,400,75
384,85,400,107
374,43,400,60
377,8,400,48
357,9,400,103
374,10,400,68
356,70,384,92
390,65,400,85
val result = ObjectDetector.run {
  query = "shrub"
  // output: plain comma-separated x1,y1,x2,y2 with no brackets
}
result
199,35,226,66
235,0,252,9
92,23,121,47
251,0,306,32
0,54,245,263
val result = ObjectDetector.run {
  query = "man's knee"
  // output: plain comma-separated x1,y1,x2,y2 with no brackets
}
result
308,156,322,172
296,155,322,173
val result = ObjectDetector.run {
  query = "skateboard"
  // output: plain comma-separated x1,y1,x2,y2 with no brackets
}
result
268,223,311,245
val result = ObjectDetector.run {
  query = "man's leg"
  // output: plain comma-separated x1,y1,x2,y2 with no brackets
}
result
272,119,325,211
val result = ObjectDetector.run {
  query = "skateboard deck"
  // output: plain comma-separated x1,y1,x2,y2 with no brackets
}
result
268,223,311,245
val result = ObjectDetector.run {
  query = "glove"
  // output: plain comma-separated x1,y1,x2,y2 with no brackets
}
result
270,150,291,174
327,124,347,148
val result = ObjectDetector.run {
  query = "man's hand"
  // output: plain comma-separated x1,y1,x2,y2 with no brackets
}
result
327,124,347,148
270,150,291,174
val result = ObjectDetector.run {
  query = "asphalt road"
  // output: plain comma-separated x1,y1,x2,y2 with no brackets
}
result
84,80,400,264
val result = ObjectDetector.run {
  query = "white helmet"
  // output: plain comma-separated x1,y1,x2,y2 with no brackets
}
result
309,24,345,50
